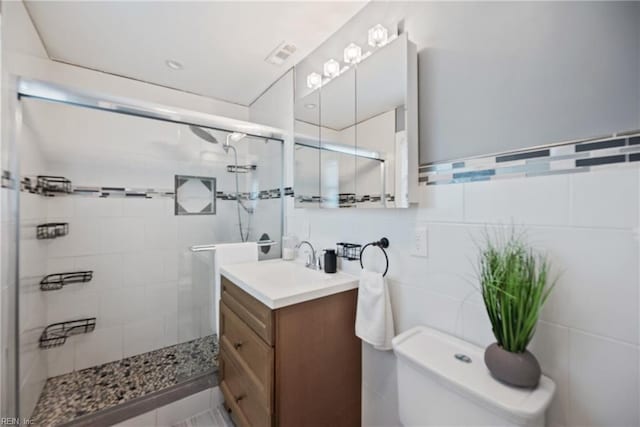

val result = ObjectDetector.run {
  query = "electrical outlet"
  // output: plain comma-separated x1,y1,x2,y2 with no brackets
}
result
412,226,428,257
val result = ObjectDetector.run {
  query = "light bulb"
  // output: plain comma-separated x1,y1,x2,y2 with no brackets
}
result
306,72,322,89
368,24,389,47
343,43,362,64
323,59,341,78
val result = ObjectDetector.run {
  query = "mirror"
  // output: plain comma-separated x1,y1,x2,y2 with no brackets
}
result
294,87,321,207
320,67,356,208
294,32,417,208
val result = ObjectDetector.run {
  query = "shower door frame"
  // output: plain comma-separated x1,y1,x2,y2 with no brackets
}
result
5,76,286,420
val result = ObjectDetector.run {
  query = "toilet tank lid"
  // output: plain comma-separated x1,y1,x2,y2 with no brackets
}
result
392,326,556,421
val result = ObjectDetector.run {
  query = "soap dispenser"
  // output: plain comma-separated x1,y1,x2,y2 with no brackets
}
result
323,249,337,274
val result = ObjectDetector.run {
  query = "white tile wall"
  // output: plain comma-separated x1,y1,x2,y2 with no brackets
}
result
287,165,640,426
156,388,212,426
41,195,219,377
463,174,571,226
111,387,219,427
568,331,639,427
570,167,639,229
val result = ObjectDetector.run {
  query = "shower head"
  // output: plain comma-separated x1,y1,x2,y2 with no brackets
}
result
189,125,219,145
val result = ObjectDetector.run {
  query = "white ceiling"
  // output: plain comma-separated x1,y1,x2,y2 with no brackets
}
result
24,1,367,106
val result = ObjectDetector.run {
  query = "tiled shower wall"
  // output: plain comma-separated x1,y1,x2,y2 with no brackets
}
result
42,195,217,376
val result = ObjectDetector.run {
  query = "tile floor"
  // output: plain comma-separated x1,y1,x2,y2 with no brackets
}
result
31,335,218,426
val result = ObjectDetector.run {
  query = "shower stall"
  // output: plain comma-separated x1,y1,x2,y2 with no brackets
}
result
2,80,284,425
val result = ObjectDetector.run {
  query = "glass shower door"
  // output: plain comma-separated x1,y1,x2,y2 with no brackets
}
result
175,128,283,383
12,95,284,424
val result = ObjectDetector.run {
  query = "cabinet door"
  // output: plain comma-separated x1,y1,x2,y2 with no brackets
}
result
319,67,357,208
274,290,361,427
356,33,410,208
293,31,417,209
294,70,321,208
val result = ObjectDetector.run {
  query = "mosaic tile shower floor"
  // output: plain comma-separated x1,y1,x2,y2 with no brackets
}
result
31,335,218,426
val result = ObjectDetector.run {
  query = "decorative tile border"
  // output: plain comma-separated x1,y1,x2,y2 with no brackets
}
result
295,193,395,206
11,130,638,201
419,130,640,185
8,173,293,201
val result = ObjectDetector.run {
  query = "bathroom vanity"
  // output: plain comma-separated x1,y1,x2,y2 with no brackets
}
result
219,261,361,427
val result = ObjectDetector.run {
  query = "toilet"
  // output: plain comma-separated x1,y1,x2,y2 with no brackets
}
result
392,326,556,427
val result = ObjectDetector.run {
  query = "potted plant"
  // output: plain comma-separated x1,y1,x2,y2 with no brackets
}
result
478,229,555,388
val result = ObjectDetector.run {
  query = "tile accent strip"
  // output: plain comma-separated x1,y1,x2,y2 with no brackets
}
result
295,193,395,206
12,174,293,201
419,129,640,186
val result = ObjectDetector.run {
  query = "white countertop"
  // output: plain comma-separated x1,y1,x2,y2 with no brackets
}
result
220,259,359,309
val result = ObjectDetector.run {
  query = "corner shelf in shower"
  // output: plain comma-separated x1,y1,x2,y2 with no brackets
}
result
40,271,93,291
37,175,73,196
39,317,97,349
36,222,69,240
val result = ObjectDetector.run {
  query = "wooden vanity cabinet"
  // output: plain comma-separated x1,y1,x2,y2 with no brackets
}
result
219,276,361,427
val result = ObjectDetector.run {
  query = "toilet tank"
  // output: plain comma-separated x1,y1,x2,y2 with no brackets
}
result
392,326,555,427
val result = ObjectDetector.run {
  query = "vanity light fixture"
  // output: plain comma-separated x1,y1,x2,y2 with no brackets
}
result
343,43,362,64
306,72,322,89
368,24,389,47
323,59,341,78
165,59,183,70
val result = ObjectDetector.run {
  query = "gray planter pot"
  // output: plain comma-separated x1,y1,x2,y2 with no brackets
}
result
484,343,541,388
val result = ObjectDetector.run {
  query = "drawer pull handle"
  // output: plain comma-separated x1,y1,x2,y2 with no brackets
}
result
234,341,244,350
235,393,246,403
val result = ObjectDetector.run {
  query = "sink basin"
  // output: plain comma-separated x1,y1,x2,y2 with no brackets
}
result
220,259,359,309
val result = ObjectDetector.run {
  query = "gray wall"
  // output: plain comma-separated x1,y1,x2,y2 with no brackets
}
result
299,2,640,163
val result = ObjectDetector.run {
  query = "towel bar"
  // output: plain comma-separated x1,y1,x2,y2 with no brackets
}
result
189,240,279,252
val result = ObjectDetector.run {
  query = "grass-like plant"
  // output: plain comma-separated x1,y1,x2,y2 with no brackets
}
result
478,230,555,353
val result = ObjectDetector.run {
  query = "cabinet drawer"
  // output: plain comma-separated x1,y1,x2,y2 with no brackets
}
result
220,349,271,427
221,302,273,404
221,276,273,345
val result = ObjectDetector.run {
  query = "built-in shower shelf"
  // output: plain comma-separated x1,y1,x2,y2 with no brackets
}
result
40,271,93,291
36,222,69,240
37,175,73,195
39,317,96,349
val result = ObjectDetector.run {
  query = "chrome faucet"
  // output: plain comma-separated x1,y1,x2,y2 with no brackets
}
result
297,240,321,270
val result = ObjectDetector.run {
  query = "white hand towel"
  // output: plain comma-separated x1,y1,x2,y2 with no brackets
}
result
355,269,395,351
213,242,258,335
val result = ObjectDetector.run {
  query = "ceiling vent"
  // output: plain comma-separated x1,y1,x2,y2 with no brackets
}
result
265,41,297,66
